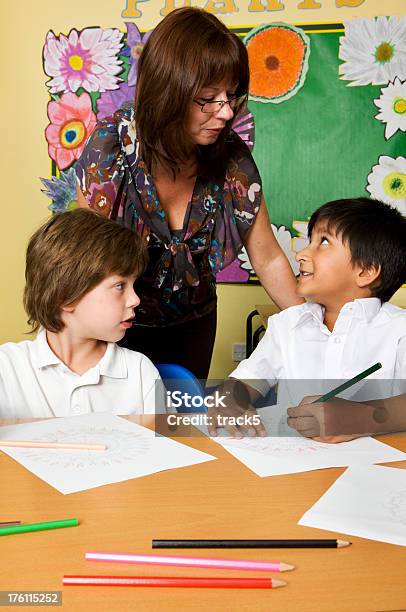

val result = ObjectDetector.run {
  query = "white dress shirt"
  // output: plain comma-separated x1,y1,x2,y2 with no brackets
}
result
0,329,166,418
231,299,406,406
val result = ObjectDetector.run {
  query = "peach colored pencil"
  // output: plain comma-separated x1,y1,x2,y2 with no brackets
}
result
0,440,106,451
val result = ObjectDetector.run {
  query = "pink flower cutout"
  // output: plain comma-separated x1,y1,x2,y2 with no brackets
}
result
45,92,97,170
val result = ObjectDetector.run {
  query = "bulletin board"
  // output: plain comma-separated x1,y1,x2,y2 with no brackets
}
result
41,17,406,283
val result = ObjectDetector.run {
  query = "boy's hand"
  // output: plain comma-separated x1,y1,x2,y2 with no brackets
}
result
207,379,267,438
287,396,378,443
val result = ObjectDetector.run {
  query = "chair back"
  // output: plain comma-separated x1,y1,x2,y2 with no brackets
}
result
155,363,206,413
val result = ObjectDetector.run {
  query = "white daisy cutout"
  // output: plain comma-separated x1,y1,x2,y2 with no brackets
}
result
366,156,406,216
238,225,300,275
374,77,406,139
339,16,406,86
237,246,254,274
292,220,309,259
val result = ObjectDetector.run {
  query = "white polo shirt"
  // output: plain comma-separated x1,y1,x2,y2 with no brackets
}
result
231,299,406,406
0,329,166,418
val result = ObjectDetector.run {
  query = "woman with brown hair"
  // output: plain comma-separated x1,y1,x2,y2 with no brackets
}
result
76,7,302,379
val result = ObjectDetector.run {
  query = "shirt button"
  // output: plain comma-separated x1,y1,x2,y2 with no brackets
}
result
72,405,82,415
334,337,341,344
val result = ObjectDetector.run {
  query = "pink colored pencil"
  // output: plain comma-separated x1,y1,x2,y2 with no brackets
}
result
0,440,106,451
85,551,294,572
63,575,286,588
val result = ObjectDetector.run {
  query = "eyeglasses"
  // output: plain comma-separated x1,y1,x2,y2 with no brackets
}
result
193,94,247,114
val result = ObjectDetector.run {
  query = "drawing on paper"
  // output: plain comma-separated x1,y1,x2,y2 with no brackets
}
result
221,436,329,456
384,489,406,524
20,426,152,469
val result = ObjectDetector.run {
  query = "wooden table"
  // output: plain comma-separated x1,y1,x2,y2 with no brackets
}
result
1,417,406,612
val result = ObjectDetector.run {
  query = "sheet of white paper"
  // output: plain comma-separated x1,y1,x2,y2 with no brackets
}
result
298,464,406,546
206,405,406,477
0,413,216,494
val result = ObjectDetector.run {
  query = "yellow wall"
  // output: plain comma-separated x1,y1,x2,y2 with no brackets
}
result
1,1,405,377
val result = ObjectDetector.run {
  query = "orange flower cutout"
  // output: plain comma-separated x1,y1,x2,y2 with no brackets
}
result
244,23,310,103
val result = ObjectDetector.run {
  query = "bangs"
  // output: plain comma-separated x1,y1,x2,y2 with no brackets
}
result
105,234,148,280
308,209,349,240
309,212,357,247
195,33,248,96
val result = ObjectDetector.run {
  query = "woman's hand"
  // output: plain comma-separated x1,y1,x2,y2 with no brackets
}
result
245,198,303,310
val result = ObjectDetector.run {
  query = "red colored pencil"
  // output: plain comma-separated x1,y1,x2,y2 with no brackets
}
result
63,575,286,588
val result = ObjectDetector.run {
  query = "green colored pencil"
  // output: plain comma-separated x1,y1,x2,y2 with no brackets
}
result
313,362,382,403
0,518,78,536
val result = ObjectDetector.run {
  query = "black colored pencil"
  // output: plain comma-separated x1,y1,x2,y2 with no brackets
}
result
152,539,351,549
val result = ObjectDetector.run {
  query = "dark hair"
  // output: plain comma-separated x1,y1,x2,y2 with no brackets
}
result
308,197,406,302
24,209,148,333
135,7,249,176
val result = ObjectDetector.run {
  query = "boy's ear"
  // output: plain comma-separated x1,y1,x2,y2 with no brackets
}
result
61,303,76,313
355,264,381,289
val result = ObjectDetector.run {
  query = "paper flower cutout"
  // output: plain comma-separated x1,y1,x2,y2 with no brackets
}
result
374,78,406,139
41,168,78,213
97,82,135,120
366,156,406,216
339,16,406,86
238,224,300,275
232,109,255,151
123,23,153,87
215,258,250,283
292,220,309,262
44,27,123,93
45,92,97,170
244,23,310,104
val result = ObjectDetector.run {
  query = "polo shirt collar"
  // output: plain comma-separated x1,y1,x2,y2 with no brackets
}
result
292,298,382,330
340,298,381,322
34,329,127,379
34,328,62,368
99,342,128,379
292,302,325,329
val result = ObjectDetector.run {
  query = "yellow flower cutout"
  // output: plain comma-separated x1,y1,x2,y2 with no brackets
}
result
244,23,310,104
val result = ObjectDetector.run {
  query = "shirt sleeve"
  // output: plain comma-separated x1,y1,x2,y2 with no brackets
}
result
224,132,263,242
0,352,14,418
229,314,282,396
394,335,406,387
139,356,168,414
75,111,127,220
213,132,263,272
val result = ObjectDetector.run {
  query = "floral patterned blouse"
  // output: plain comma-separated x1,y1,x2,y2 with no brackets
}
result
75,104,263,327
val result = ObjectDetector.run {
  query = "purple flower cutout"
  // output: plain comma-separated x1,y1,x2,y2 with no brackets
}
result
232,109,255,151
124,23,153,87
97,82,136,120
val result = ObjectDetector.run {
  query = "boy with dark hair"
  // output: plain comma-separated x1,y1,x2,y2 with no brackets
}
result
209,198,406,441
0,209,165,418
